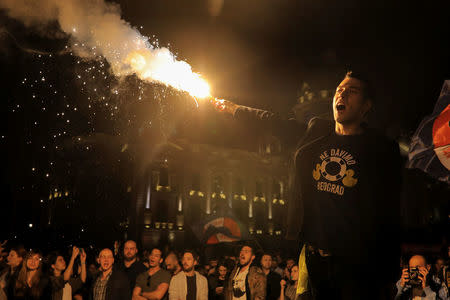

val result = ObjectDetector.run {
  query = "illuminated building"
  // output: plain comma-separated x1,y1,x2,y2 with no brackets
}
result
130,138,289,248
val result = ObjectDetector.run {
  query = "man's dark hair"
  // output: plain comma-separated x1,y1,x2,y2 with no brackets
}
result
260,252,274,260
182,249,199,262
149,247,164,258
46,251,62,270
286,257,295,262
240,243,255,256
10,245,27,259
344,70,375,103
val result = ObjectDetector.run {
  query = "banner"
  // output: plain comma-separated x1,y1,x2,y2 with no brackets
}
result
192,210,249,244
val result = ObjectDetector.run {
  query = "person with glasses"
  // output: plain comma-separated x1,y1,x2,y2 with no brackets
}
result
133,248,170,300
90,248,130,300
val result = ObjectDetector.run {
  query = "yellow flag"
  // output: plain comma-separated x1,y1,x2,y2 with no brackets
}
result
296,244,309,295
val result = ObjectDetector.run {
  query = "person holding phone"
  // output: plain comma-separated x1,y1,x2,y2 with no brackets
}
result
48,246,87,300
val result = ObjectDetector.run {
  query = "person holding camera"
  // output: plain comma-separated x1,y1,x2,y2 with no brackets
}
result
395,255,441,300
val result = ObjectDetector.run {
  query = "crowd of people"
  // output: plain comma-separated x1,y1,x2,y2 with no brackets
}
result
0,239,449,300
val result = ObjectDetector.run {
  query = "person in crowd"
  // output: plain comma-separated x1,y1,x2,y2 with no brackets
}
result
396,254,448,300
0,246,26,300
169,250,207,300
260,253,281,300
208,262,228,300
196,266,208,278
432,257,446,284
12,249,51,300
224,244,265,300
206,258,218,277
282,266,291,282
285,259,295,271
280,265,299,300
85,259,101,298
117,240,147,294
142,251,150,269
88,262,100,279
48,246,87,300
133,248,170,300
90,248,130,300
270,257,283,278
223,259,235,276
430,257,449,299
165,252,182,277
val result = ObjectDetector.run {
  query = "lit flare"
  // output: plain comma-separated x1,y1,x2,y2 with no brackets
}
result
126,49,211,98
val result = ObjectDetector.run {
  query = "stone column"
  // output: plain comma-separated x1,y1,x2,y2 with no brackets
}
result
202,170,212,215
267,178,273,220
226,171,233,208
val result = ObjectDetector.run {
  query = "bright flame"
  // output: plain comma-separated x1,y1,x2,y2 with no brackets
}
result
126,49,211,98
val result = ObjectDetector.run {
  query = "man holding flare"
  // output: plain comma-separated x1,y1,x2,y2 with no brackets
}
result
206,71,402,300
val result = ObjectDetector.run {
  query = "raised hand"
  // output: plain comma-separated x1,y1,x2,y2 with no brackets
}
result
418,267,429,289
72,246,80,259
80,249,87,263
400,268,409,287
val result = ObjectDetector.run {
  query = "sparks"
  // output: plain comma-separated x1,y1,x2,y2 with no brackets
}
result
125,49,211,98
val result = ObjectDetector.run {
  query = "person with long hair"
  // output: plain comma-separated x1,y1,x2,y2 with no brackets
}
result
12,250,50,300
48,246,87,300
279,265,299,300
208,262,228,300
0,246,27,300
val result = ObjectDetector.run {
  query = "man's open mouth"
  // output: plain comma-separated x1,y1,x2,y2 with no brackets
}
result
336,104,346,111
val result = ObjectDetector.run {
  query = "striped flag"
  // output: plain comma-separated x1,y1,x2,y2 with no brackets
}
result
407,80,450,184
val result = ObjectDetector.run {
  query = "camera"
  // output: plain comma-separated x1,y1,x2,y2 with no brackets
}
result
408,267,422,286
232,287,245,298
232,280,245,298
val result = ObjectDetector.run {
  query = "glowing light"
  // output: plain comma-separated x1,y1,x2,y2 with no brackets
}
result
126,50,211,98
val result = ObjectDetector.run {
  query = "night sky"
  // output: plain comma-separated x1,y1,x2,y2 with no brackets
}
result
0,0,449,248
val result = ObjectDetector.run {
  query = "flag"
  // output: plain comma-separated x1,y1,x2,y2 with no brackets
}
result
192,210,249,244
407,80,450,184
296,244,309,295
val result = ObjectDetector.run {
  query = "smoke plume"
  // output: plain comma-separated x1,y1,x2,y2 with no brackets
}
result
0,0,210,98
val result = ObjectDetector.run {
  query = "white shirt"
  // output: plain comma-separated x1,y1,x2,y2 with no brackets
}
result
62,282,72,300
232,267,249,300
